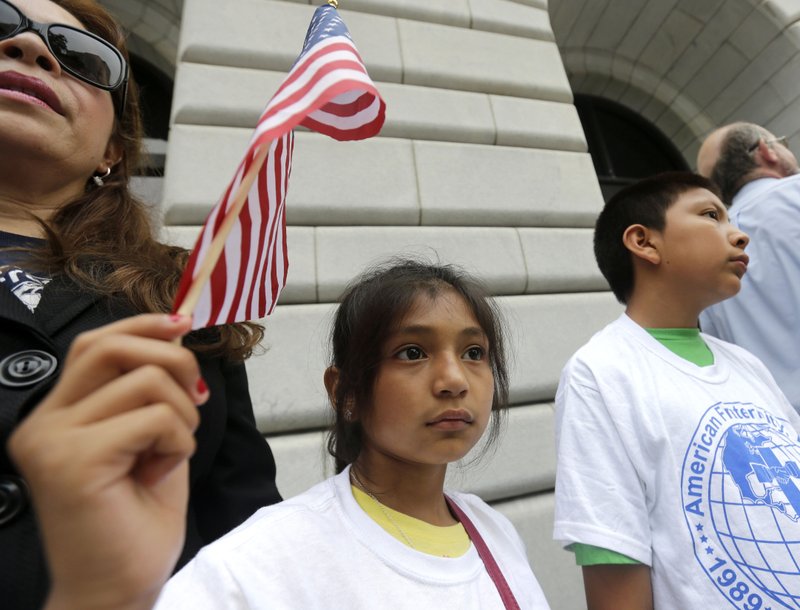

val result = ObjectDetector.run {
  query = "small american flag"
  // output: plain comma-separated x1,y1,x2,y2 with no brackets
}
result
173,3,385,329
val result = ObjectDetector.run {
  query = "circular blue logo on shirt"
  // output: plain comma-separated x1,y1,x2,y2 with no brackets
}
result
682,402,800,609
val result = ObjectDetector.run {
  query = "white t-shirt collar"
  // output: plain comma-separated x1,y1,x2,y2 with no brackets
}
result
333,465,483,583
617,313,731,383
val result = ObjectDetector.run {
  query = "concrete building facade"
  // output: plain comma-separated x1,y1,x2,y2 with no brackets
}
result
100,1,800,607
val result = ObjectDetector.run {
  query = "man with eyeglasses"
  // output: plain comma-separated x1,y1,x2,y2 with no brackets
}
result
696,122,800,414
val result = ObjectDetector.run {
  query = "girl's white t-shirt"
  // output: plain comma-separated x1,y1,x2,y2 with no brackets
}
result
156,466,550,609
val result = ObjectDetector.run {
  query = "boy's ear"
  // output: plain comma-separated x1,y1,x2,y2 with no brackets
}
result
622,224,662,266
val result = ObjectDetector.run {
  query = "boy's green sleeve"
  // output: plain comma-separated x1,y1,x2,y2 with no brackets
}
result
570,543,641,565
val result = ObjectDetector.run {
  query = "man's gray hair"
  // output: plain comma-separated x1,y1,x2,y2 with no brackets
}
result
710,123,768,205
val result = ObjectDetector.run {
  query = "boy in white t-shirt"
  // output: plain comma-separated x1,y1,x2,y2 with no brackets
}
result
554,172,800,609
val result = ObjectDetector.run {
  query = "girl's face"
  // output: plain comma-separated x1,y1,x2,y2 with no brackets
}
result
359,288,495,473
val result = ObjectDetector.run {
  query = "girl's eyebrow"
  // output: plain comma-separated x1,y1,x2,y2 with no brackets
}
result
391,325,487,339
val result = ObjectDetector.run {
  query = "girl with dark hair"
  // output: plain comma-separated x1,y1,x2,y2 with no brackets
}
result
14,259,552,609
0,1,280,608
144,259,551,609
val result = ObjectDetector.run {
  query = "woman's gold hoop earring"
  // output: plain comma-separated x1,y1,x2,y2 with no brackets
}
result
92,167,112,187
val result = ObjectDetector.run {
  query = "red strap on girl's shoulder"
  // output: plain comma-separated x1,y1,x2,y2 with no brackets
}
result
445,495,521,610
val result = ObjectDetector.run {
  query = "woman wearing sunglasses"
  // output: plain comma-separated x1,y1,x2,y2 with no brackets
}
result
0,2,281,608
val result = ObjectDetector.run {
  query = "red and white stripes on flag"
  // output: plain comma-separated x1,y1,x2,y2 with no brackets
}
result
177,134,294,328
173,4,386,329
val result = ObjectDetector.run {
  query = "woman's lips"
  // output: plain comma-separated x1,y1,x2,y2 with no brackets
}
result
0,71,64,115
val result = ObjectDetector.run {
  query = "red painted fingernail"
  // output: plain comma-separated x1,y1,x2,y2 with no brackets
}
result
196,378,208,395
169,314,183,323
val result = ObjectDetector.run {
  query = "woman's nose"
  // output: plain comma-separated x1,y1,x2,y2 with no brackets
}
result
1,31,59,75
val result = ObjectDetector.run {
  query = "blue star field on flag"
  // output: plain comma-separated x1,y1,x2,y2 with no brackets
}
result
298,5,353,63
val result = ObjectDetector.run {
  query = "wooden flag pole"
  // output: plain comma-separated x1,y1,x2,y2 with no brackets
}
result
175,0,346,326
176,142,272,319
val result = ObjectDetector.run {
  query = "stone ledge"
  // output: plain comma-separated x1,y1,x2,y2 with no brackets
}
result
180,0,402,82
495,493,587,610
160,224,610,307
519,228,609,293
246,292,622,431
415,141,602,227
170,62,585,150
163,129,420,226
398,19,571,101
161,225,318,304
164,129,601,227
267,401,557,500
468,0,554,41
314,226,527,300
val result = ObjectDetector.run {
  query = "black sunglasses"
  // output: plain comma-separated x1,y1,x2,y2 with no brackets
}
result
0,0,128,113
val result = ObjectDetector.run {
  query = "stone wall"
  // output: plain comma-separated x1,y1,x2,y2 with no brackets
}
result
551,0,800,164
161,1,620,606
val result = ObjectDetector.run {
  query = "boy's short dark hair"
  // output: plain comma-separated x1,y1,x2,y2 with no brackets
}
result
594,172,721,304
